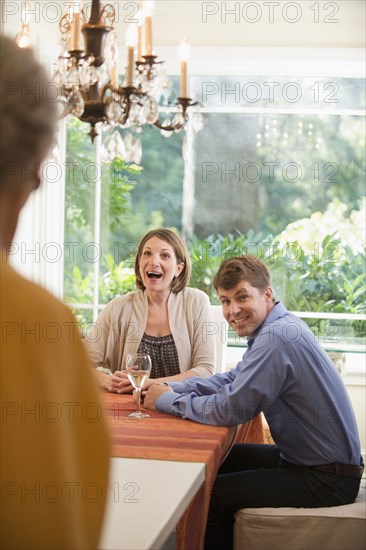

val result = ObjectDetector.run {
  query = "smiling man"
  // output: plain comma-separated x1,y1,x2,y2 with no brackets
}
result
143,255,363,550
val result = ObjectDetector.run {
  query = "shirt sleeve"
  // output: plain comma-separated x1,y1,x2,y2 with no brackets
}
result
168,369,237,395
156,336,291,426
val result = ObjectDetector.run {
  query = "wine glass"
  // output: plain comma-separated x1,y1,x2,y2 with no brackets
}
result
125,353,152,418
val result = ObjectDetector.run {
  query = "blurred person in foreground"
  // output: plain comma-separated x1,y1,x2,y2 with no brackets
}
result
143,254,363,550
0,35,110,550
85,228,215,393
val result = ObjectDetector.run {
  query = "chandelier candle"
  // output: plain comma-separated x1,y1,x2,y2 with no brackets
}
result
125,24,138,86
144,1,154,56
110,64,117,86
136,10,145,63
70,5,82,52
15,1,31,48
179,36,191,98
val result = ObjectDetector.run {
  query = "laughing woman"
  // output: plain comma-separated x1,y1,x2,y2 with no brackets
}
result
85,228,215,393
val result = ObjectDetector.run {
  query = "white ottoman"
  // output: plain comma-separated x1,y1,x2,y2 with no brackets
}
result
234,478,365,550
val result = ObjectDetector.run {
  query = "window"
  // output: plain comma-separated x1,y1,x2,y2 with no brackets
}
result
63,49,365,363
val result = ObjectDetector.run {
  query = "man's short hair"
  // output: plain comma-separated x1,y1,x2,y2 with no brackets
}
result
213,255,271,292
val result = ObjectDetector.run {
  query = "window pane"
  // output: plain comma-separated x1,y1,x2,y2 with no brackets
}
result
193,76,365,110
188,111,364,237
64,119,97,306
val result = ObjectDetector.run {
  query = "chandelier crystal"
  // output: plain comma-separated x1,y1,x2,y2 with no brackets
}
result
51,0,203,162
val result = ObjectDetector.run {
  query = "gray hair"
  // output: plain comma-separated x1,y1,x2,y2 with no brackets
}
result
0,35,56,189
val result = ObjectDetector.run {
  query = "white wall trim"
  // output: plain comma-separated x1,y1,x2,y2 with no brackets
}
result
10,122,66,300
157,46,366,77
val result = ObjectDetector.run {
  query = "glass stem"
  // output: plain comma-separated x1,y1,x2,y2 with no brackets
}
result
136,388,141,413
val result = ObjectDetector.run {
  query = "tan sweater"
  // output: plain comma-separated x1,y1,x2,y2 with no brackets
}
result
85,287,215,377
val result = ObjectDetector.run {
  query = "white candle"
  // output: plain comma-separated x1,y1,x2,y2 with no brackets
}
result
143,1,154,56
68,1,82,51
136,10,145,62
125,24,138,86
180,61,187,98
126,47,134,85
71,11,82,51
145,17,152,55
111,65,118,86
17,1,31,48
16,23,31,48
179,37,191,98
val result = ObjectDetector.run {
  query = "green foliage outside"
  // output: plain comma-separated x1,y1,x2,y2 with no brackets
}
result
187,201,365,339
64,119,141,303
70,200,365,340
99,253,137,303
256,114,365,236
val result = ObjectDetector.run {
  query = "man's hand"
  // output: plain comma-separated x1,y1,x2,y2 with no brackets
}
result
143,384,173,410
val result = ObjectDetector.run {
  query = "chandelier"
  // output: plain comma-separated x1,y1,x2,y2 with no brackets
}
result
50,0,203,163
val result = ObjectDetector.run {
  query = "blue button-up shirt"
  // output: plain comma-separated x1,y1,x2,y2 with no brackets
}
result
156,303,361,466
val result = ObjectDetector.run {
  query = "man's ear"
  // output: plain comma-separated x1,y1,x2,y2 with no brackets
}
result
264,287,274,303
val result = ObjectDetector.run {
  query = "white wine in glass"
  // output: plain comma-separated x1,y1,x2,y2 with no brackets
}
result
126,353,152,418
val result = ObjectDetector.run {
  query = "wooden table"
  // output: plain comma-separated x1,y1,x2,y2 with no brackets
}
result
101,392,264,550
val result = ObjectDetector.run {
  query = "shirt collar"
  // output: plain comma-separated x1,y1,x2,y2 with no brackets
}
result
247,301,287,346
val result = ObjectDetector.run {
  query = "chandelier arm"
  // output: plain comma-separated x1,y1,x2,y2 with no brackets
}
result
100,4,116,26
153,118,184,132
153,97,198,131
99,82,118,102
59,12,71,38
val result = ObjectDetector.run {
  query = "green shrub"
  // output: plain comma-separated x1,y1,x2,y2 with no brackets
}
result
188,202,365,339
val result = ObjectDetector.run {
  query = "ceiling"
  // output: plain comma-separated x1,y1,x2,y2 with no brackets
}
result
2,0,365,53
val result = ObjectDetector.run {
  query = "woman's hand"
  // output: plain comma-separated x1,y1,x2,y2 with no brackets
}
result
112,371,134,394
98,370,134,394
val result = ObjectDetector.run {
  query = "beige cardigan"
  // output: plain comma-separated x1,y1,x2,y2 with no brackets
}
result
85,287,215,377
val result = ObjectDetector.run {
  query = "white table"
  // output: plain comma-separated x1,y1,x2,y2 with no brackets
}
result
99,457,206,550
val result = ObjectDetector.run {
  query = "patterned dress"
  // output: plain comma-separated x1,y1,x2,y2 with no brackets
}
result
138,333,180,379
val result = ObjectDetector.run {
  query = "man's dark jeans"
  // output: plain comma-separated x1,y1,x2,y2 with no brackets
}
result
204,444,362,550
